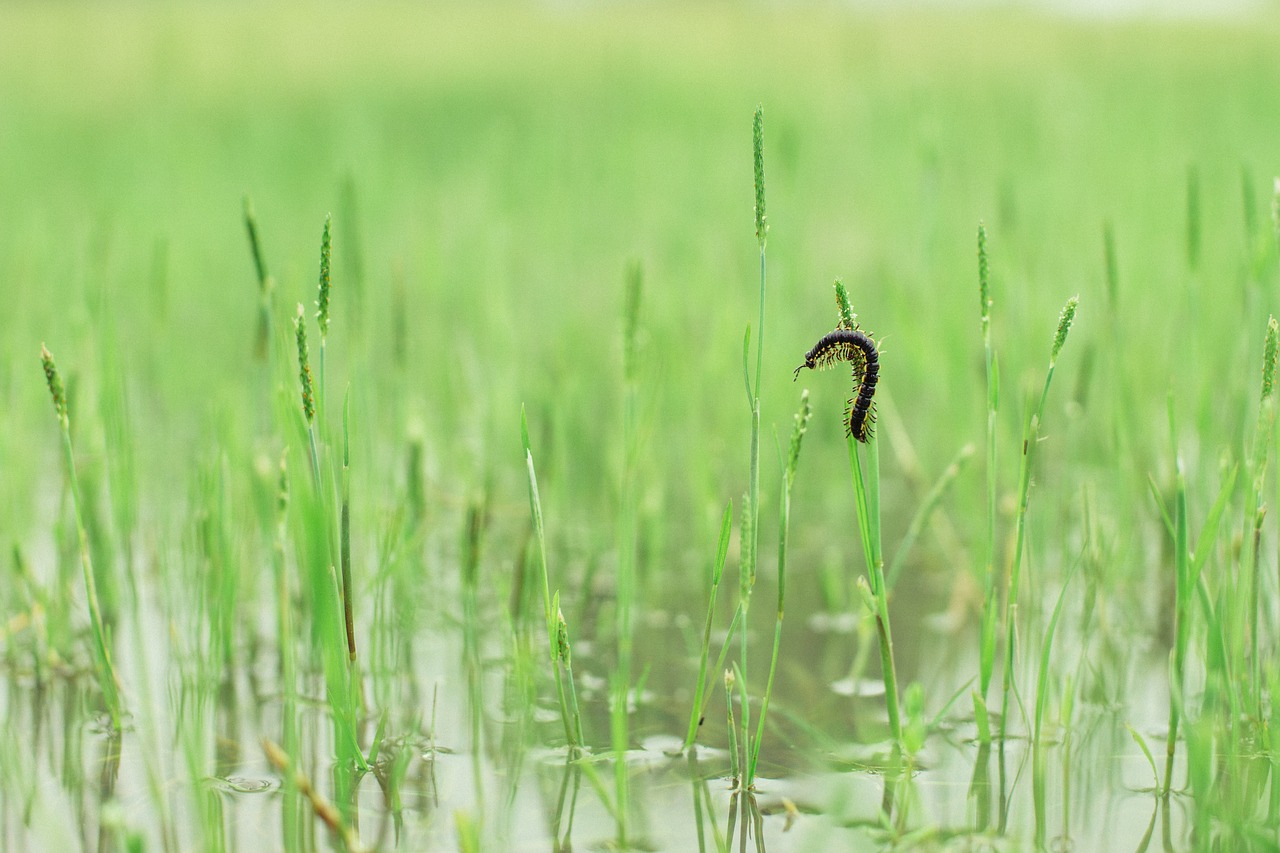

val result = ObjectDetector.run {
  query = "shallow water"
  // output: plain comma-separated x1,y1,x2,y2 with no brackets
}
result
0,546,1191,852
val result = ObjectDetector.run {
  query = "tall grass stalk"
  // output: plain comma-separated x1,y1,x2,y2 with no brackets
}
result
748,390,810,786
998,296,1078,744
733,102,768,791
40,345,122,726
519,407,584,748
1238,318,1278,726
291,305,365,777
272,454,302,851
975,224,999,743
1156,397,1197,795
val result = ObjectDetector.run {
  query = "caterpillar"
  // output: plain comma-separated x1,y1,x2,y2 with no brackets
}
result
793,327,879,443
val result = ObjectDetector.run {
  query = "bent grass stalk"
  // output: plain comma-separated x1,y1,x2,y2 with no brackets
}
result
262,738,364,853
41,345,123,726
998,296,1078,744
884,443,973,593
683,503,733,752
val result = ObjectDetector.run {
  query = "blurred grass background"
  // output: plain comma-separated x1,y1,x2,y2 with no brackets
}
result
3,0,1280,801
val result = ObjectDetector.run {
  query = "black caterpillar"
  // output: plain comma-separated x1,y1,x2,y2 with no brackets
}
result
793,327,879,443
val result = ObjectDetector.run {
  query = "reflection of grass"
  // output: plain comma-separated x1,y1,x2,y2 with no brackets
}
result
10,6,1280,850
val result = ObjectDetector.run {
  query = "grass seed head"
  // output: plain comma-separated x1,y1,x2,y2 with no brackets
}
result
977,223,991,323
786,389,812,480
752,105,767,247
1263,316,1279,402
40,344,67,424
317,213,332,338
1051,296,1078,363
834,279,857,331
294,304,316,424
555,604,571,665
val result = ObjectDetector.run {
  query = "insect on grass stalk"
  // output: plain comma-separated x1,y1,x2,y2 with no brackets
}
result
825,281,904,806
41,345,123,726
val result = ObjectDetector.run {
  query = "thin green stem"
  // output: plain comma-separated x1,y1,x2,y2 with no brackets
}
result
849,434,902,768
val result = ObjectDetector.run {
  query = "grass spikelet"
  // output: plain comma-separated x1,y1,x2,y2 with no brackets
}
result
315,214,333,419
1051,295,1078,365
317,213,332,340
294,305,316,425
834,279,857,332
1263,317,1279,403
294,304,320,485
41,346,67,424
752,105,766,248
977,223,991,328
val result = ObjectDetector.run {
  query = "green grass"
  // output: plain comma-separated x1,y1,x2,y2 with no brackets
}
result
6,3,1280,850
